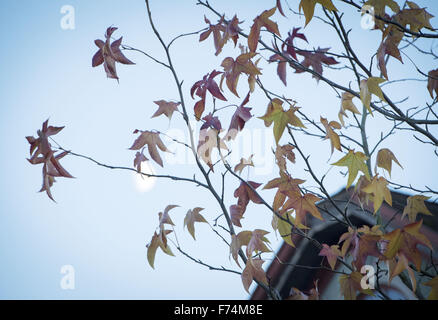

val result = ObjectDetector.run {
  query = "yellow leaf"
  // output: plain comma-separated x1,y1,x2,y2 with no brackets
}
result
360,77,386,115
299,0,338,26
402,195,432,222
259,99,305,144
425,276,438,300
321,116,341,154
184,207,208,240
339,92,361,127
362,175,392,213
332,149,371,188
375,148,402,176
363,0,400,30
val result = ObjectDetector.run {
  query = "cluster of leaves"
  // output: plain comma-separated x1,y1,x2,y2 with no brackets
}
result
26,120,74,201
26,0,438,300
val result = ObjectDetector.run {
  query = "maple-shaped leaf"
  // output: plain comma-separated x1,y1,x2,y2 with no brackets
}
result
230,181,263,227
264,172,305,211
321,117,341,154
226,92,252,140
319,244,341,270
26,120,64,159
376,29,403,80
230,230,260,267
339,271,373,300
351,174,373,209
338,227,359,258
200,15,226,55
339,92,361,127
362,0,400,30
32,151,74,202
287,281,319,300
332,149,371,188
360,77,386,115
26,120,74,201
358,225,384,236
248,7,280,52
191,70,227,120
241,258,268,293
92,27,134,81
147,230,174,269
221,52,262,97
269,28,307,85
156,205,179,249
425,276,438,300
338,226,384,269
201,113,222,131
234,155,254,174
276,0,286,17
402,195,433,222
259,98,305,144
275,144,296,173
282,28,308,61
354,233,385,269
299,0,337,26
295,47,339,80
384,220,433,270
197,128,228,171
375,148,402,177
184,207,208,240
397,2,434,34
151,100,180,120
230,234,241,267
269,52,289,86
200,15,242,55
246,229,271,258
158,204,179,228
281,191,322,227
133,151,148,173
362,175,392,213
129,130,169,167
273,210,306,248
427,69,438,99
387,253,418,291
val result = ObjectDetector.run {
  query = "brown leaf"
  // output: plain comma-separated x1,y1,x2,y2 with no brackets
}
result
319,244,341,270
321,117,341,154
241,258,268,293
234,155,254,174
427,69,438,99
402,195,433,222
230,181,263,227
191,70,227,119
294,47,338,80
151,100,180,120
26,120,74,201
92,27,134,81
133,151,148,173
248,7,280,52
129,130,169,167
184,207,208,240
197,128,228,171
226,92,252,140
221,53,262,97
281,191,322,227
375,148,402,176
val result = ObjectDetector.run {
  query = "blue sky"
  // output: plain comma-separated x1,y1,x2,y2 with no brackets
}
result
1,0,438,299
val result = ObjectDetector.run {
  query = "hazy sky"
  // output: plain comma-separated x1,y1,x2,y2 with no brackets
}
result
1,0,438,299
